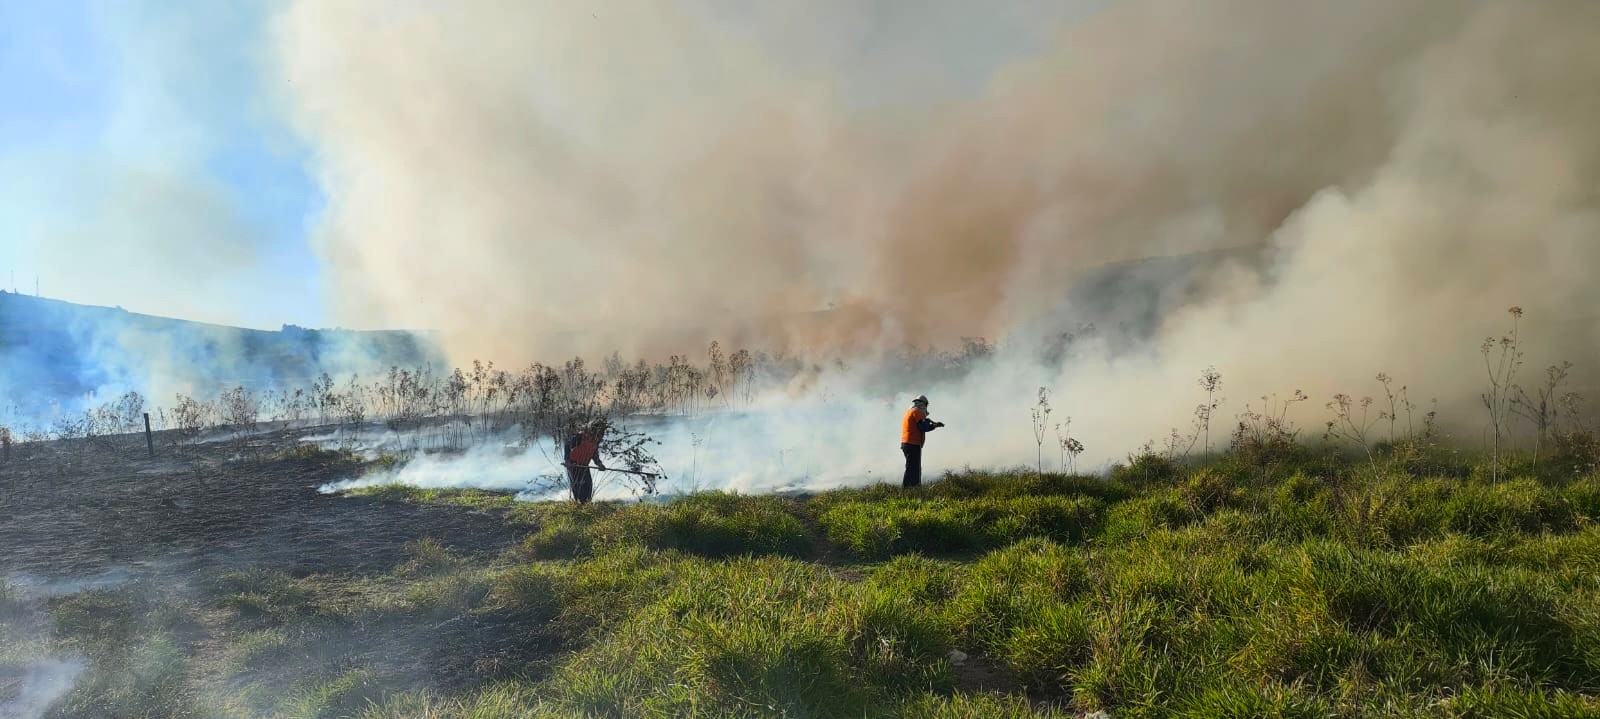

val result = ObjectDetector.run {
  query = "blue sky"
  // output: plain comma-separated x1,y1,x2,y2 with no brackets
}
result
0,1,325,328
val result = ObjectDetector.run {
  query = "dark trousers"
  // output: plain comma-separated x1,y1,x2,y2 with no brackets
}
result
567,466,594,503
901,443,922,488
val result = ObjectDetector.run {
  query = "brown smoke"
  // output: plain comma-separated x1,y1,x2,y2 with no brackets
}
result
272,0,1600,403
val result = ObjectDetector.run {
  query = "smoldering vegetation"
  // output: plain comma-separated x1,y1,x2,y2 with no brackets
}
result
8,303,1600,505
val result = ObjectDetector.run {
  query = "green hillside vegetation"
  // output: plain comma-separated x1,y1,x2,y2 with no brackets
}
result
12,437,1600,719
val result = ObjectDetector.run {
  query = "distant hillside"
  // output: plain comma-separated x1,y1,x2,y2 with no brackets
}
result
0,292,445,412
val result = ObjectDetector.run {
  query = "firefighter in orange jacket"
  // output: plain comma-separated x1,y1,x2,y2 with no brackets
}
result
564,420,607,503
900,395,944,487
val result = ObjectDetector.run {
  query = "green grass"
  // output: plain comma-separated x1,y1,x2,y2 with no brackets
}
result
593,492,814,558
19,455,1600,718
42,585,206,718
820,495,1103,560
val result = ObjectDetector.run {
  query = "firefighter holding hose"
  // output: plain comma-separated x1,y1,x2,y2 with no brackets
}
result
900,395,944,488
565,419,607,503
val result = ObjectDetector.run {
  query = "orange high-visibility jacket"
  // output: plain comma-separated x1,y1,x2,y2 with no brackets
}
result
902,407,935,446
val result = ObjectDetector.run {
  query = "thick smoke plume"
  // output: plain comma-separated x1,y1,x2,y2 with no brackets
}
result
274,0,1600,483
277,0,1599,354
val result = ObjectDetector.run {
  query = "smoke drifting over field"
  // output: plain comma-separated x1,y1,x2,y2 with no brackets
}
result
268,0,1600,475
275,0,1598,350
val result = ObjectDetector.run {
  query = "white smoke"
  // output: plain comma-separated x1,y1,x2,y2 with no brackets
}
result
289,0,1600,495
0,571,130,719
0,659,86,719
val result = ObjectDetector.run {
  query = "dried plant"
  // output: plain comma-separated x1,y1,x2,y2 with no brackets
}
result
1325,393,1378,464
1030,387,1052,478
1480,306,1525,482
1374,372,1414,444
1512,361,1573,468
1231,390,1309,466
1055,418,1084,474
1196,366,1224,453
221,386,260,435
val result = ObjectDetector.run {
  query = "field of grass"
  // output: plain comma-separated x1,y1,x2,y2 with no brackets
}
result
7,444,1600,718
